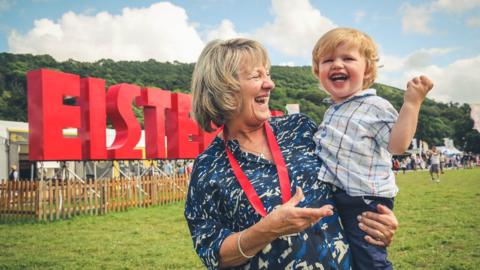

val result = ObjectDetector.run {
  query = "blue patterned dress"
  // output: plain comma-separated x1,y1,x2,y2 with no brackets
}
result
184,114,352,269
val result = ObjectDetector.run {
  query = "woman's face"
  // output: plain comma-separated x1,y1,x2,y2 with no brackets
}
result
234,58,275,129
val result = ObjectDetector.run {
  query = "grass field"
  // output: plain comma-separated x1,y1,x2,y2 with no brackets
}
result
0,168,479,269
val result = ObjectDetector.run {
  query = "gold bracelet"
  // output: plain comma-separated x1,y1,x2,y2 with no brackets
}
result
237,230,254,259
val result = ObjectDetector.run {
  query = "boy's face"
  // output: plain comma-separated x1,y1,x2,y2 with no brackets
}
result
316,43,368,103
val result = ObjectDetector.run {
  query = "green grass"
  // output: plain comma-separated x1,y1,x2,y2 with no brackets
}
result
390,168,480,270
0,168,479,269
0,203,204,270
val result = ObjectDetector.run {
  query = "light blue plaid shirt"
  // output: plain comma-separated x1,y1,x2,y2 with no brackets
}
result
314,89,399,198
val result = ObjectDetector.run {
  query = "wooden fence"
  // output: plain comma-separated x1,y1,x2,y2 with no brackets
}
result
0,174,189,222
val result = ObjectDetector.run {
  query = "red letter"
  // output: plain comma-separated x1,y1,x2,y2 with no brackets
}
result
79,77,107,159
27,69,81,160
166,93,201,158
270,110,284,117
106,83,142,159
136,87,171,159
196,124,220,153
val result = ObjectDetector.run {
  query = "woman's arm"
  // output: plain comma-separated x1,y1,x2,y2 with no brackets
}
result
219,187,334,268
357,204,398,246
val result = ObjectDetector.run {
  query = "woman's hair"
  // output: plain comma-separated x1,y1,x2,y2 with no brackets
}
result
191,38,270,132
311,27,379,89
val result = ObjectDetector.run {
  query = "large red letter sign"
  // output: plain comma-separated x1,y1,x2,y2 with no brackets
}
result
27,69,231,161
136,87,171,159
79,78,107,159
166,93,201,158
106,83,142,159
28,69,82,160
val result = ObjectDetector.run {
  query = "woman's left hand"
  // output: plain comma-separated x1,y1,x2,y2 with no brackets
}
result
357,204,398,247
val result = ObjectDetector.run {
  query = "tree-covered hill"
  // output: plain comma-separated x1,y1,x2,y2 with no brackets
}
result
1,52,478,153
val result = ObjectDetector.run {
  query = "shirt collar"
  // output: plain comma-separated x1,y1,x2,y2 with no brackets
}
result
324,88,377,106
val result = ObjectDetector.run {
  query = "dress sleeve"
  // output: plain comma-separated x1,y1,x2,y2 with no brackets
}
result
295,113,318,134
370,99,399,149
184,158,233,270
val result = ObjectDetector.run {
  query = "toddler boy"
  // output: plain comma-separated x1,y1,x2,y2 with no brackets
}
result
312,27,433,269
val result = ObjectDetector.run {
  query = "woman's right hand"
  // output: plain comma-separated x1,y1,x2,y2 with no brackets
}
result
260,187,334,237
218,187,333,268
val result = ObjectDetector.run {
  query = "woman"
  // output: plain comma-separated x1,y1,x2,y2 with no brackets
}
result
184,38,398,269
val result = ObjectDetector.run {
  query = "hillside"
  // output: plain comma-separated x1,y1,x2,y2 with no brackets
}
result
0,52,478,153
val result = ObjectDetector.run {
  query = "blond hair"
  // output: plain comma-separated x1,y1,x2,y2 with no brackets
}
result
312,27,378,89
191,38,270,132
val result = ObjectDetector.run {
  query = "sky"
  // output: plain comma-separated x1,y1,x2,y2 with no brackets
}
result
1,0,480,112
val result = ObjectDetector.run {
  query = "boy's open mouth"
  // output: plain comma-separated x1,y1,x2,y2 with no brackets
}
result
329,73,349,82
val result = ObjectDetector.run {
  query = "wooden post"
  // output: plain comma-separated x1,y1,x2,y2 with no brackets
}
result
66,179,70,218
103,180,108,214
55,180,60,220
19,180,24,221
36,180,43,221
49,180,53,221
83,179,88,215
94,179,98,216
0,180,4,221
66,179,71,219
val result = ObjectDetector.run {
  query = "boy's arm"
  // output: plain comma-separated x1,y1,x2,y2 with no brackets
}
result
388,76,433,155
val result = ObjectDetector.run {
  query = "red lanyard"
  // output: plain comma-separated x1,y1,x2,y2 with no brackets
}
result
224,122,292,217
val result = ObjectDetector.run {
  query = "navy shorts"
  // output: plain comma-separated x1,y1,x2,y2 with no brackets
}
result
333,187,394,270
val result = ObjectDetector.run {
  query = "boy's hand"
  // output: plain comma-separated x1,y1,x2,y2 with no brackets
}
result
404,75,433,105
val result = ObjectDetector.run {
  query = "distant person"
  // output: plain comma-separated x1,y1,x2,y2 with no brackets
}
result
410,155,417,171
400,159,408,174
405,156,412,170
177,163,185,175
186,160,194,174
416,154,424,169
429,147,441,182
454,155,461,169
163,161,173,176
392,158,400,175
439,153,446,173
468,153,475,169
8,165,18,181
312,27,433,269
461,153,469,168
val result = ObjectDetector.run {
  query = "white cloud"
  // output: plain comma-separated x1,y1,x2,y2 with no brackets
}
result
378,50,480,104
400,3,433,35
252,0,336,57
378,47,455,73
400,0,480,35
404,48,457,69
434,0,480,13
205,19,242,41
377,53,405,73
278,61,296,66
433,55,480,104
354,10,366,23
0,0,12,12
8,2,205,63
466,16,480,28
470,104,480,132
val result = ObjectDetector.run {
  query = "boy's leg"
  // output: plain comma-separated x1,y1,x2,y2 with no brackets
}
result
333,188,393,270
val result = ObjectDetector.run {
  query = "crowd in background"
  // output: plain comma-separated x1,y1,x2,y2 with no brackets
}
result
159,160,194,176
392,151,479,175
